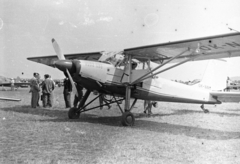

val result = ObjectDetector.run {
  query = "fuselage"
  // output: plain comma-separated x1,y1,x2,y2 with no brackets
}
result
76,60,220,105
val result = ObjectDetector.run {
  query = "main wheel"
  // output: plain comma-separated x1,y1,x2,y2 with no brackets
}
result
68,107,80,119
121,112,135,126
203,109,209,113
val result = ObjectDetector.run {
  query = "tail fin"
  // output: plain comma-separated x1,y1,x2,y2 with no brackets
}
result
194,59,227,91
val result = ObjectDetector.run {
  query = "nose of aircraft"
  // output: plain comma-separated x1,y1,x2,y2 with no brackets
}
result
54,60,74,73
54,60,81,74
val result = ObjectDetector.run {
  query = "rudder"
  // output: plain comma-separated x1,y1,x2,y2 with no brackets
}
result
194,59,227,91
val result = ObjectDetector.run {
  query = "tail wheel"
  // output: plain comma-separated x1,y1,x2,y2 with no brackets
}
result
68,107,80,119
121,112,135,126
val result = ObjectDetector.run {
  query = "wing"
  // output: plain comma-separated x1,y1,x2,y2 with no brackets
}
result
0,83,11,87
27,52,102,67
27,33,240,67
210,91,240,103
124,33,240,62
0,82,30,87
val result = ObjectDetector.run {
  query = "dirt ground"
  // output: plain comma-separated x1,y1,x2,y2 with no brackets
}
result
0,87,240,164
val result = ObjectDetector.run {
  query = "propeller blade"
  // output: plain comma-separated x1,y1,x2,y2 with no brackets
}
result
66,69,78,97
51,38,78,97
52,38,65,60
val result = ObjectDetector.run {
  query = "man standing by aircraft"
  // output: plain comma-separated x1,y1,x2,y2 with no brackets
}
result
42,74,55,108
225,77,232,92
30,73,41,108
143,100,153,115
10,78,14,91
63,77,72,108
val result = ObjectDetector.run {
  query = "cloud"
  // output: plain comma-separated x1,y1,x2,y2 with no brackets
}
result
59,21,65,25
98,17,113,22
83,17,95,25
55,0,63,5
0,18,3,30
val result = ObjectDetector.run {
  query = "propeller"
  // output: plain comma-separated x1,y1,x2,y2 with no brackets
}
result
52,38,78,97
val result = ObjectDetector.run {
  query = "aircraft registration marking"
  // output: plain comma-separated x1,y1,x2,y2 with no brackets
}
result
198,84,211,90
85,62,103,69
200,42,240,51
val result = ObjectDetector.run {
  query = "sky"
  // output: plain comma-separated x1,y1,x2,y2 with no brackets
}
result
0,0,240,81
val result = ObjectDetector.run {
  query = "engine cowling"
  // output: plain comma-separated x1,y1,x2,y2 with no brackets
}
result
54,60,81,75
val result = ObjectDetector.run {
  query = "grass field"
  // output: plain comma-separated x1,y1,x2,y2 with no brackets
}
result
0,87,240,164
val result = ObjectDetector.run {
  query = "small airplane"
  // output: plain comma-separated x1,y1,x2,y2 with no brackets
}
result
225,83,240,91
0,77,30,90
27,32,240,126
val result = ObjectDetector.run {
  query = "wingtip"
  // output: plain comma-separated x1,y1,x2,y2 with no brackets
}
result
52,38,55,43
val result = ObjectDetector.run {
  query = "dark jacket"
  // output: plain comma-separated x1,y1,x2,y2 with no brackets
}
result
30,77,40,92
63,79,72,93
42,78,55,94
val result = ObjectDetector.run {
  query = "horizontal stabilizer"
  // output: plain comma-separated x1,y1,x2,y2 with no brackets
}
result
210,91,240,102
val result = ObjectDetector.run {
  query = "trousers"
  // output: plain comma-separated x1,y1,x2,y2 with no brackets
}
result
63,91,71,108
31,90,40,108
42,93,53,107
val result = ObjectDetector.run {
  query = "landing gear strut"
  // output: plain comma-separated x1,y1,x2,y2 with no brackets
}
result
200,104,209,113
68,89,91,119
121,54,136,126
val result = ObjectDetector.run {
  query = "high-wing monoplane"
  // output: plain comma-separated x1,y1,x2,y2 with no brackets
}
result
27,32,240,126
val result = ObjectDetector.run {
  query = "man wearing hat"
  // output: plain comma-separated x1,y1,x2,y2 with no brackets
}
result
63,77,72,108
30,72,41,108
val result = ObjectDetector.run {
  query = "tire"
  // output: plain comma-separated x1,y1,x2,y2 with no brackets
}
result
121,112,135,126
68,107,80,119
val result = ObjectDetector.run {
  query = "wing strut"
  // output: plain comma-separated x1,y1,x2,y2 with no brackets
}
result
132,52,203,85
140,53,203,82
131,48,189,85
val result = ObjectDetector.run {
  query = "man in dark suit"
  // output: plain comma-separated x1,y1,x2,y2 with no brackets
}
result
63,77,72,108
42,74,55,108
